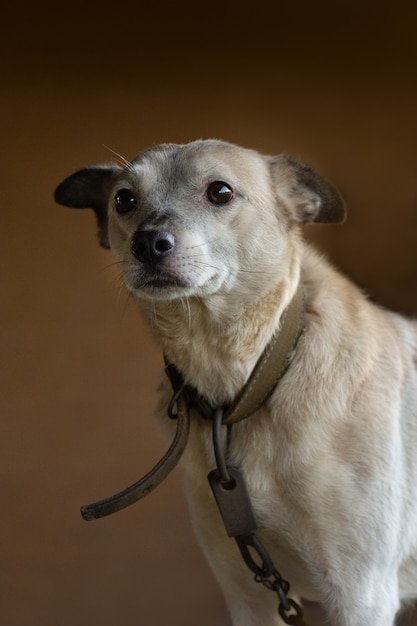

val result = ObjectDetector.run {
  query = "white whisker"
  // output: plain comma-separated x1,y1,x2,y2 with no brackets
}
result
102,144,131,168
179,296,192,330
190,258,276,277
189,241,214,249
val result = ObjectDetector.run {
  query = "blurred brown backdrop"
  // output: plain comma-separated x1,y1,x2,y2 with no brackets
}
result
1,2,416,625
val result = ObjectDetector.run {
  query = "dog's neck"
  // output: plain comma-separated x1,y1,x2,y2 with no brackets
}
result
139,275,300,407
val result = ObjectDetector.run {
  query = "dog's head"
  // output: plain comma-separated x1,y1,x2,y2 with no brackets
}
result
55,140,345,303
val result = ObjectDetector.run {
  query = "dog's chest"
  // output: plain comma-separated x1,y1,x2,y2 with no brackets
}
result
182,407,324,596
195,462,321,602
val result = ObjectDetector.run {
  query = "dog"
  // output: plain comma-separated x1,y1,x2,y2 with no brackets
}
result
55,139,417,625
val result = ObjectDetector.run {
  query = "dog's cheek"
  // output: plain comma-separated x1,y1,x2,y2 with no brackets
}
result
108,215,133,258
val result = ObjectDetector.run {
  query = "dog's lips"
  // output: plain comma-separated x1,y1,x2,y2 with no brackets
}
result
145,275,188,289
123,255,223,299
127,267,191,294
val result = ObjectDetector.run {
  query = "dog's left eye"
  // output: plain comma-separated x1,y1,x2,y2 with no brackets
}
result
115,188,137,214
206,181,234,205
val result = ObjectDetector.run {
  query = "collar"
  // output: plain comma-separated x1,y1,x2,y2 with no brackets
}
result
165,283,305,424
80,283,305,520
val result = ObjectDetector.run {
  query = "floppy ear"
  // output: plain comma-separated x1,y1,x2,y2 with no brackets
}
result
269,155,346,224
54,165,122,248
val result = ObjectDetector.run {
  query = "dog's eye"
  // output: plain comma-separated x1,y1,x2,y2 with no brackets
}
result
206,181,234,205
115,188,137,214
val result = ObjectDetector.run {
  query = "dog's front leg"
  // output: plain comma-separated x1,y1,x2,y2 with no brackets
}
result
321,570,400,626
188,476,401,626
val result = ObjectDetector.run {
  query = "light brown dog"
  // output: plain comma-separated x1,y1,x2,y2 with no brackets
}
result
56,140,417,625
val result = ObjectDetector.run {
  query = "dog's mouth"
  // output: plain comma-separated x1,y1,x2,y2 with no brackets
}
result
143,274,188,290
123,262,224,301
124,265,192,297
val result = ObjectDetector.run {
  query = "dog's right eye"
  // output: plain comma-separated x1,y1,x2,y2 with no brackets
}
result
206,181,234,205
115,189,137,214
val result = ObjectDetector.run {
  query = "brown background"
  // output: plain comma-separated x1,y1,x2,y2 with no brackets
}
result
1,2,416,625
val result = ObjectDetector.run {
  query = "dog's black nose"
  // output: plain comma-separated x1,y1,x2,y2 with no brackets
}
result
131,230,176,266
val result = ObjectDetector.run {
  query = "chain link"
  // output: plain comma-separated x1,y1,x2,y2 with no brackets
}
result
255,568,290,609
239,534,306,625
254,568,306,625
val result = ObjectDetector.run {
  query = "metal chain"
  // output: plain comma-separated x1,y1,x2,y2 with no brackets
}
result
235,533,307,625
209,408,310,626
254,568,305,625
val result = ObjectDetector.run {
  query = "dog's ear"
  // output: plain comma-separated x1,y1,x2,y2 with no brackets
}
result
269,155,346,224
54,165,122,248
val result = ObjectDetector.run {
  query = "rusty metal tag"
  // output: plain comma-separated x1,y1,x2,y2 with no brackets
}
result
208,467,258,538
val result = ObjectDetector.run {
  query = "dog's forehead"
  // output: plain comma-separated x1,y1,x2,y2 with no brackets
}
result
128,141,267,187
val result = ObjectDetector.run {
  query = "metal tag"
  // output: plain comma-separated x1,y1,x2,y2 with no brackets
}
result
208,467,258,537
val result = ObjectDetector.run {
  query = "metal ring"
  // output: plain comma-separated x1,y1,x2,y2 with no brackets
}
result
212,406,233,486
167,383,186,419
278,598,304,625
